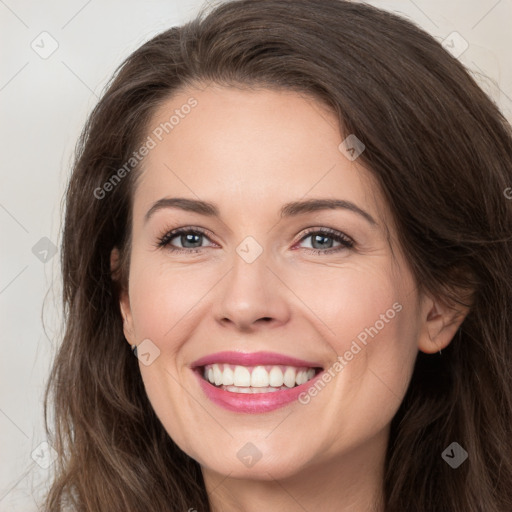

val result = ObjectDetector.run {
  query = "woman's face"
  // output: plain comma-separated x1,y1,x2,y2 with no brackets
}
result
118,84,446,481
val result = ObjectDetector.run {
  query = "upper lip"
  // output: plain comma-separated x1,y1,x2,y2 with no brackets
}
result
190,351,324,369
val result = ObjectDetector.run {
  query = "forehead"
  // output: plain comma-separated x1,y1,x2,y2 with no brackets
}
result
132,85,390,228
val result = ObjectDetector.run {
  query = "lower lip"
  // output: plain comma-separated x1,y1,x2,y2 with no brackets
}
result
193,369,324,413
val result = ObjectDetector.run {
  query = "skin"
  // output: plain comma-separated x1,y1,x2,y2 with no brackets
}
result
114,84,468,512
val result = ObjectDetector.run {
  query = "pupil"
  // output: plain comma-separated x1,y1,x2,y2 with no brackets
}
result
312,234,333,249
182,233,201,248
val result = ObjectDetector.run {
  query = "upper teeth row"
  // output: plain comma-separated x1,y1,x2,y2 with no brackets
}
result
203,364,316,388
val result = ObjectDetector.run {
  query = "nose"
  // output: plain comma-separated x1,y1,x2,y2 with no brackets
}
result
213,248,291,332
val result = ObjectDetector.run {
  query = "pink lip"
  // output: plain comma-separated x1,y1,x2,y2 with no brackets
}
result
190,351,324,414
190,350,323,369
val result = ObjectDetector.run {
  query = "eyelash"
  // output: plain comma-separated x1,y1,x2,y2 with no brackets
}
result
156,226,354,255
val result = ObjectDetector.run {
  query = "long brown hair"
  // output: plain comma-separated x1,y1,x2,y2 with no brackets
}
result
44,1,512,510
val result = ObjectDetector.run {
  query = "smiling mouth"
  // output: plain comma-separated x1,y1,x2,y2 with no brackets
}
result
197,363,323,393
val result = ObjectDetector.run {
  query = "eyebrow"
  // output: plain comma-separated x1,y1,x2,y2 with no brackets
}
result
144,197,377,226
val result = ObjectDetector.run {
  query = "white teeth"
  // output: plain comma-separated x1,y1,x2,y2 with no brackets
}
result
213,365,223,386
251,366,269,387
203,363,318,390
233,365,251,387
297,369,315,385
222,366,234,386
269,366,284,387
222,385,290,393
283,367,296,388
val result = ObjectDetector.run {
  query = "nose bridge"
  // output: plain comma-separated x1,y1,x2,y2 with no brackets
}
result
213,236,290,329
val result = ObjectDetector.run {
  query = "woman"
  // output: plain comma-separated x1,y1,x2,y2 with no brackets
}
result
43,0,512,510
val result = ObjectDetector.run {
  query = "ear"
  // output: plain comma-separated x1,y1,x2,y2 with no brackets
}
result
417,293,470,354
111,247,136,346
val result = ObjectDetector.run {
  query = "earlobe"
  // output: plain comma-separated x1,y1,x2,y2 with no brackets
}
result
418,295,469,354
119,290,136,346
111,247,135,346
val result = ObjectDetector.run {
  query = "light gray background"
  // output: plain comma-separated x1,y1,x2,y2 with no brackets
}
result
1,0,511,510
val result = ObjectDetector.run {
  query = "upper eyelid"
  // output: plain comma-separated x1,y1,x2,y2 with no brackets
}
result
157,226,215,245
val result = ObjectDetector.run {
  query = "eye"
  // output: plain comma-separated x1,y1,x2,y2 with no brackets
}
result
156,227,215,253
296,227,354,255
156,226,355,255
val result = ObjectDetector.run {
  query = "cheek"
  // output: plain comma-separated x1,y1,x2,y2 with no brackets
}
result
295,261,418,393
287,260,404,350
128,256,218,341
329,274,420,415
